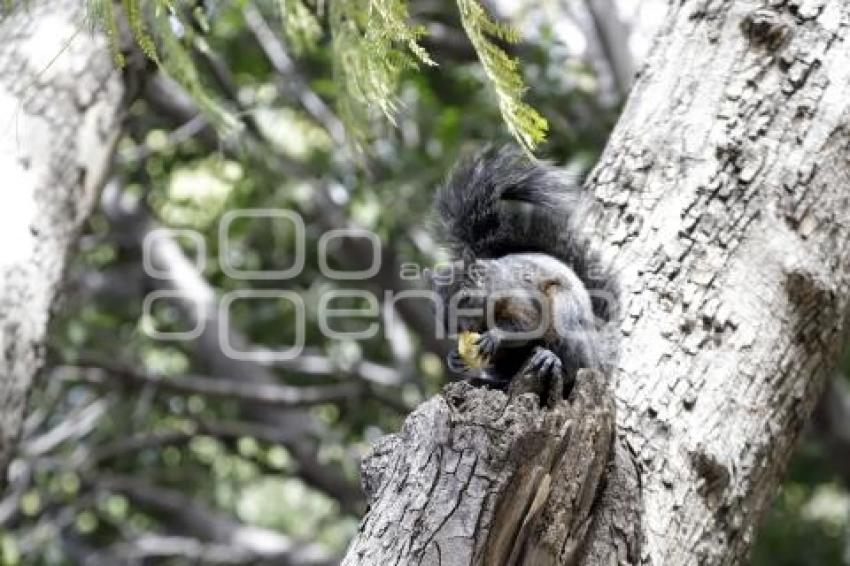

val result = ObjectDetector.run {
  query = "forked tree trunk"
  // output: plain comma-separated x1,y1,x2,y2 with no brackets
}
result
343,1,850,564
0,1,124,474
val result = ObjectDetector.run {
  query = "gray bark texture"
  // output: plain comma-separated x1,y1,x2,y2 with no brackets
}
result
343,1,850,564
0,1,124,474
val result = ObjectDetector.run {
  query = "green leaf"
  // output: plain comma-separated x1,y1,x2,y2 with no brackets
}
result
124,0,159,62
86,0,126,67
278,0,322,54
456,0,548,154
329,0,435,147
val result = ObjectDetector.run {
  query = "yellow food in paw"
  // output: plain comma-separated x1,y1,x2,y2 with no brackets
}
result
458,331,487,369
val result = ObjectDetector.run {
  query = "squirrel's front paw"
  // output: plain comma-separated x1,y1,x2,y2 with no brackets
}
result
529,346,563,379
475,331,501,359
447,349,469,373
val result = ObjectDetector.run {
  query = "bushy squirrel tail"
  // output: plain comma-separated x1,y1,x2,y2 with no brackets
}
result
435,145,579,262
434,145,617,324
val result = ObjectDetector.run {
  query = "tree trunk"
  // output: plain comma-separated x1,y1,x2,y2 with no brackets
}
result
343,1,850,564
0,1,124,475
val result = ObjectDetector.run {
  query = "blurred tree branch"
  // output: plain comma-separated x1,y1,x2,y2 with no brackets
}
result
61,362,363,408
243,3,347,146
579,0,635,101
96,473,338,566
140,70,448,359
101,185,367,514
813,374,850,486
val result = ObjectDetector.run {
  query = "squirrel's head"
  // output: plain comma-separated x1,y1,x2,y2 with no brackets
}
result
428,259,490,334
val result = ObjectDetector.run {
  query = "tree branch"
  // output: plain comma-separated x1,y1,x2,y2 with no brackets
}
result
140,70,447,360
109,534,264,565
96,474,338,566
343,370,637,564
0,0,125,476
343,1,850,563
21,399,111,457
243,3,347,146
62,362,362,408
101,186,365,514
580,0,636,100
812,374,850,486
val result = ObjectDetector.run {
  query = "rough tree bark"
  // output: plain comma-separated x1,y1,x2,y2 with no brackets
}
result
0,2,124,474
343,1,850,564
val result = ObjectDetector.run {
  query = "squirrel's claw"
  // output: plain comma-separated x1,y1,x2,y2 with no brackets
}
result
447,349,471,373
529,347,563,379
474,331,500,358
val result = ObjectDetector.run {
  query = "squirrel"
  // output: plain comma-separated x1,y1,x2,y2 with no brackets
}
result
429,146,619,396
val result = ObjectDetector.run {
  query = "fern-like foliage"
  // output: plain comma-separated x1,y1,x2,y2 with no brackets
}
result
279,0,322,54
151,7,241,135
456,0,548,154
124,0,159,62
16,0,549,154
84,0,241,136
85,0,125,66
329,0,436,146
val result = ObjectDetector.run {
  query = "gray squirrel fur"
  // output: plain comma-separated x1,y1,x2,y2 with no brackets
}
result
430,146,619,394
